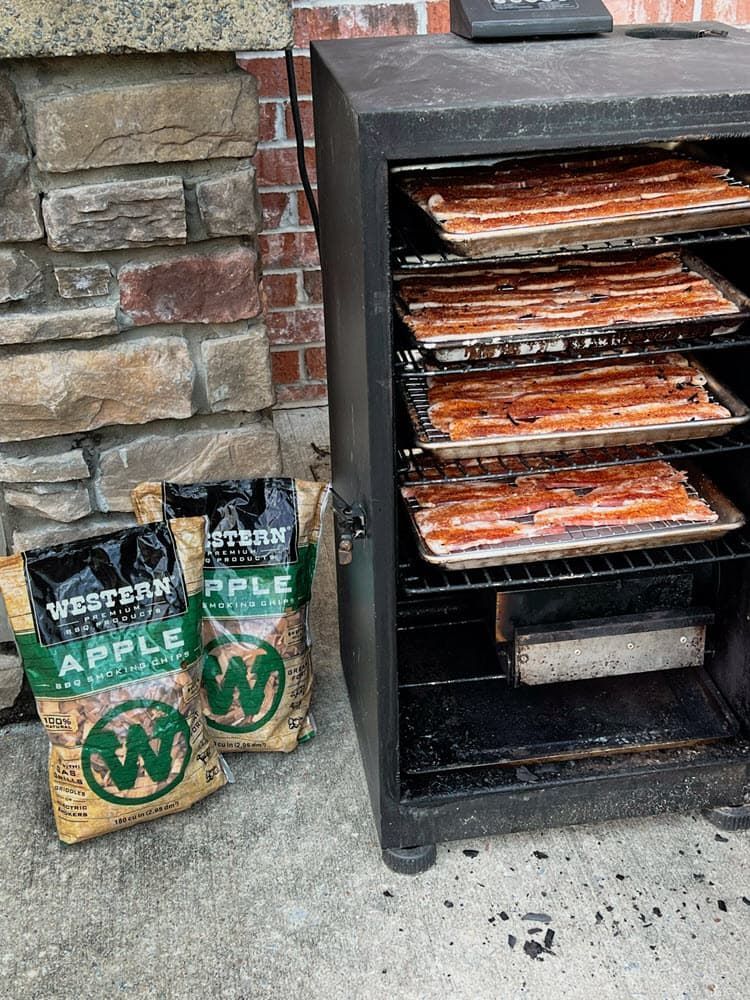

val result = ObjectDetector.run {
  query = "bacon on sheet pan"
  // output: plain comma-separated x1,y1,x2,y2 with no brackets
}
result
420,355,731,441
395,251,740,345
399,149,750,236
404,459,718,556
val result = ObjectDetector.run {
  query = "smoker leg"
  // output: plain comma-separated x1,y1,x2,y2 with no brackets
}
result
703,803,750,832
382,843,437,875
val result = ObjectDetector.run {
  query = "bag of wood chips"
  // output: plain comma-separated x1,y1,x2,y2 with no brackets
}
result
132,478,329,753
0,518,227,844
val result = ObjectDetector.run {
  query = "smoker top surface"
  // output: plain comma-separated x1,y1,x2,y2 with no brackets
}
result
311,24,750,115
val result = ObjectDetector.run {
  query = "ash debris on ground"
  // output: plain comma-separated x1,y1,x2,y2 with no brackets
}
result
366,822,748,984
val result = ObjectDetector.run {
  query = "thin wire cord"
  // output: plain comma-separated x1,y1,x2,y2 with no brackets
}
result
285,47,321,248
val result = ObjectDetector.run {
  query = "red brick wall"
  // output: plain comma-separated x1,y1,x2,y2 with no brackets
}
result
238,0,749,406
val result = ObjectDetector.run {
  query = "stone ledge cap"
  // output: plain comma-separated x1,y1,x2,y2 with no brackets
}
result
0,1,292,58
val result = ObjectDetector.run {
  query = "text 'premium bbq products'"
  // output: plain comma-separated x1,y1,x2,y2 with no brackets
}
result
132,478,329,753
0,519,227,844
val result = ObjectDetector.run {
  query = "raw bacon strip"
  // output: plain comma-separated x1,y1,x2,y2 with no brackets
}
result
430,379,707,418
404,275,717,309
444,399,731,439
419,355,731,440
416,520,550,556
405,482,577,513
506,385,711,420
397,255,690,299
529,461,686,490
407,293,734,320
429,392,710,428
407,306,736,342
438,186,749,234
417,495,576,526
427,357,700,398
426,357,698,402
404,277,729,312
430,175,744,218
429,380,710,424
534,491,717,528
401,150,717,203
396,255,686,298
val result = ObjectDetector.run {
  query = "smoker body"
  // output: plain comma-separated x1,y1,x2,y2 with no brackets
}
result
311,25,750,863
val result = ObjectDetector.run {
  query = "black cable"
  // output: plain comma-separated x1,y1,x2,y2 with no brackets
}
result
285,47,321,248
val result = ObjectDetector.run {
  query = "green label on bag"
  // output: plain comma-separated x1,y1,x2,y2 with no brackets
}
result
82,699,192,805
202,634,285,733
202,544,317,618
18,593,203,699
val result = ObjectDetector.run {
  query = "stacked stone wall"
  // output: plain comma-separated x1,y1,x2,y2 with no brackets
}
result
0,53,280,708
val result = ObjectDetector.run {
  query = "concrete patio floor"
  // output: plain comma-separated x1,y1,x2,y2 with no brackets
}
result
1,408,749,1000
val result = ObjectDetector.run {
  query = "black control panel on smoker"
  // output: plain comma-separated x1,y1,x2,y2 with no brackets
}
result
450,0,613,39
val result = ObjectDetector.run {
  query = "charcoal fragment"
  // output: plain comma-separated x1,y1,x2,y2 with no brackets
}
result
515,766,539,783
715,834,729,843
463,849,479,858
718,900,728,912
524,940,545,960
383,890,393,898
522,912,552,923
544,929,555,950
533,850,549,860
508,935,517,949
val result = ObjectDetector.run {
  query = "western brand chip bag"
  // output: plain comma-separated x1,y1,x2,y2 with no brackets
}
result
0,518,227,844
132,478,329,752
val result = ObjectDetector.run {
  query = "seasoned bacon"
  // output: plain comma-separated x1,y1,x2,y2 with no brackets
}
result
405,481,577,514
396,251,740,345
422,356,731,440
404,459,718,556
534,490,717,528
444,401,730,440
396,252,686,301
399,149,750,237
527,461,686,490
414,520,549,555
426,356,700,404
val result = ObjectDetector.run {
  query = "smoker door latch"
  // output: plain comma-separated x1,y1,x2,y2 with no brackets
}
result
332,493,367,566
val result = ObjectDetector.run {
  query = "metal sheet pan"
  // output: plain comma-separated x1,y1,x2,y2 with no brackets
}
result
431,202,750,259
397,253,750,364
402,468,745,571
403,357,750,459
